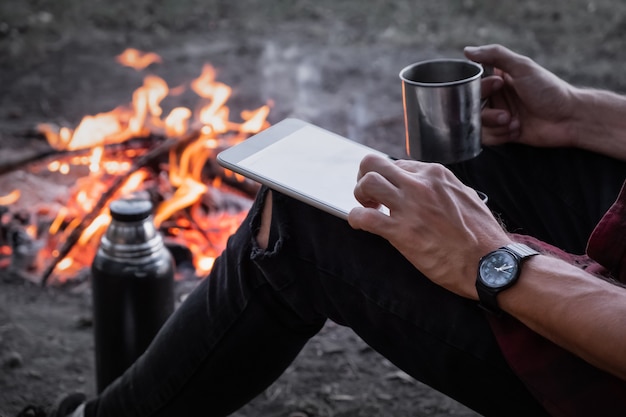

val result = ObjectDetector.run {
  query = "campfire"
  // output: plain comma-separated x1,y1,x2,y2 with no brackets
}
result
0,48,271,285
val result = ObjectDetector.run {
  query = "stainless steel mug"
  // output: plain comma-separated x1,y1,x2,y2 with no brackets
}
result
400,59,484,164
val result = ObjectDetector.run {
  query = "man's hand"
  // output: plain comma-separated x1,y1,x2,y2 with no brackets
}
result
348,154,626,380
347,154,512,299
465,44,577,148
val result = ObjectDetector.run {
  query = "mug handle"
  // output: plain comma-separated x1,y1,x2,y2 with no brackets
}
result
477,65,494,202
480,65,495,109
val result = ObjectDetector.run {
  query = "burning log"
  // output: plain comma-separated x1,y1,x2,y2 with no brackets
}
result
0,149,57,177
0,135,160,176
39,129,203,286
9,132,261,286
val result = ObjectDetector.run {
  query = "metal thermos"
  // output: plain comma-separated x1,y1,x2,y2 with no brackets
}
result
91,198,175,393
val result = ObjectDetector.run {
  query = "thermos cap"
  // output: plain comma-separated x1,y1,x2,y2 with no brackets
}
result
109,199,153,222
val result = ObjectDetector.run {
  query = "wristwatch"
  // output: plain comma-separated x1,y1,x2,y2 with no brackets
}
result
476,243,539,314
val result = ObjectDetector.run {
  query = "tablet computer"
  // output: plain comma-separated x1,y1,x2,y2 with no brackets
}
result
217,118,389,220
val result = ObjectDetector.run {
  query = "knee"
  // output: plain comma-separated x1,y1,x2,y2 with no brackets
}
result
256,190,272,250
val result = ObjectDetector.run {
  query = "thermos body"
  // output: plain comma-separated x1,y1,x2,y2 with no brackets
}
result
91,199,174,393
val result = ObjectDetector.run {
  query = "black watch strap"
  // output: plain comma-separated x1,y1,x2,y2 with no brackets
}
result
476,280,501,314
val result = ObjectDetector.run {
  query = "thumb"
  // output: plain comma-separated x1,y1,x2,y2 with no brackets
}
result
464,44,531,78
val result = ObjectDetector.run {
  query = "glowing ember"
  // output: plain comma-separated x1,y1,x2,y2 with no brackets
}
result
1,48,270,284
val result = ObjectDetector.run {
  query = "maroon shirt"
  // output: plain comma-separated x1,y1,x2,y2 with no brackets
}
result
488,182,626,416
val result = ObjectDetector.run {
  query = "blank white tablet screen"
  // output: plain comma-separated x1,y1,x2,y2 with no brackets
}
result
238,124,384,216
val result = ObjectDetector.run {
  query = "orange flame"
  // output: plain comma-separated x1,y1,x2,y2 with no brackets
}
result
0,190,20,205
191,65,234,134
154,178,208,227
116,48,162,70
38,75,171,152
165,107,192,137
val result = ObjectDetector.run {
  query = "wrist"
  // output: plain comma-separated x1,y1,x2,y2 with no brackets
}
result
567,87,626,159
564,86,588,149
567,87,602,150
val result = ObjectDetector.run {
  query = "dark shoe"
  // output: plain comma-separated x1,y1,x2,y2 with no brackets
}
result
15,393,86,417
49,393,86,417
15,405,47,417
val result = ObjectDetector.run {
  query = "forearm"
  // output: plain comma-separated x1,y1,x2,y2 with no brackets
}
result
569,87,626,161
499,255,626,380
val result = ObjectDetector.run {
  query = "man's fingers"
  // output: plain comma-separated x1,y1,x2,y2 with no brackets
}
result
394,159,423,173
481,107,511,127
348,206,394,236
482,119,522,145
353,170,401,211
357,154,414,186
480,75,504,100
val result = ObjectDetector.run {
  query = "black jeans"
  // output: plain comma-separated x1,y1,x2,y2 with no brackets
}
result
85,144,626,417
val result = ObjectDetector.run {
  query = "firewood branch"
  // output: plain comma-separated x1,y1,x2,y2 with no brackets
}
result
0,136,158,176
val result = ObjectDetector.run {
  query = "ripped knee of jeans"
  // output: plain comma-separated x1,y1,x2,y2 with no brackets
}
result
249,187,288,261
256,190,273,250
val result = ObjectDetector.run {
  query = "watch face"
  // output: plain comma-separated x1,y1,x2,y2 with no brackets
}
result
479,250,519,288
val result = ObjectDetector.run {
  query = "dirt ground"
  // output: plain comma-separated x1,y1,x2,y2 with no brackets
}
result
2,1,626,416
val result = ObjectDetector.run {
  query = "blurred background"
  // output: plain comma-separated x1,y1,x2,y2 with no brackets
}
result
3,0,626,156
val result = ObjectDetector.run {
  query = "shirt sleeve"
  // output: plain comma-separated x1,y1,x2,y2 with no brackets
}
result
586,181,626,284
